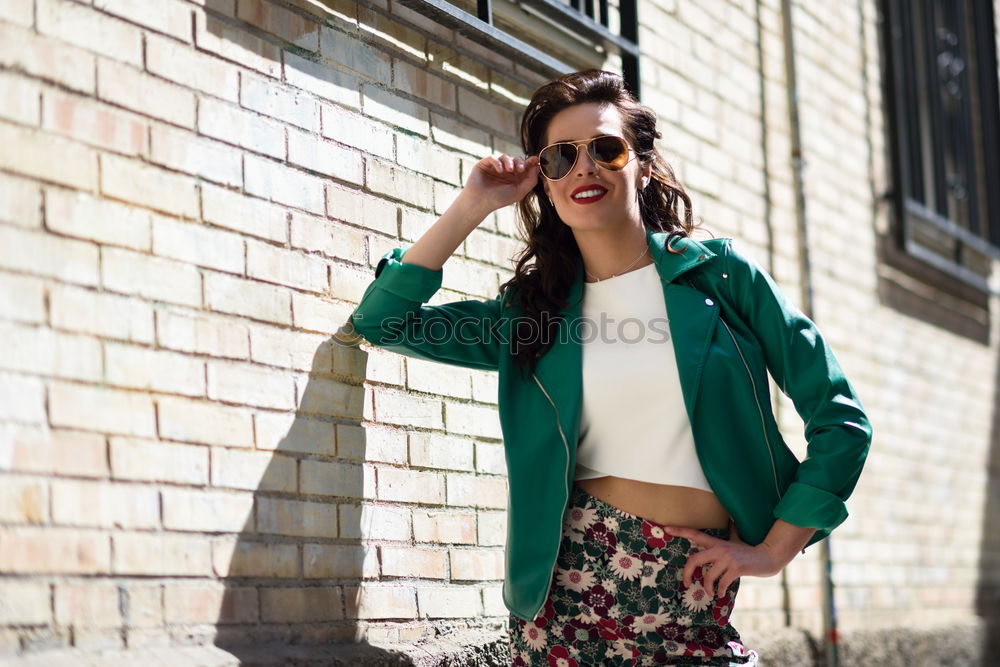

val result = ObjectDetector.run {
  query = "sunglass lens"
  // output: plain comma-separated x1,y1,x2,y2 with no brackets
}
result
590,136,629,169
540,144,576,179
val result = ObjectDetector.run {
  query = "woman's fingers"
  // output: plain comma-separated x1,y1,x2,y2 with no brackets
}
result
661,526,717,550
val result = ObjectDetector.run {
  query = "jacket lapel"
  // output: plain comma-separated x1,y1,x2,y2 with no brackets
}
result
531,228,720,449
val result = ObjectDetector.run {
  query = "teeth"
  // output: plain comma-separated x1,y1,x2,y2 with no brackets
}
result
572,189,606,199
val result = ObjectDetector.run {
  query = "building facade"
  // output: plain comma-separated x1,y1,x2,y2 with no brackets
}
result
0,0,997,664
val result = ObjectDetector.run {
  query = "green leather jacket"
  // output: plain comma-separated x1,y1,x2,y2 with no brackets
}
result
349,226,873,623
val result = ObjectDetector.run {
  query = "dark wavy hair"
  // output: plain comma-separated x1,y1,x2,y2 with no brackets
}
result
500,69,702,380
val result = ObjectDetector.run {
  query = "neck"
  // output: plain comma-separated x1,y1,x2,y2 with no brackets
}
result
574,224,652,283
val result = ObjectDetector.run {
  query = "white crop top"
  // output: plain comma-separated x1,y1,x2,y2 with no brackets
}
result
573,261,713,493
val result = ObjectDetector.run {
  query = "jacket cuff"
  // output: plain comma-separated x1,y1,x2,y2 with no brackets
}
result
773,482,849,532
372,247,443,302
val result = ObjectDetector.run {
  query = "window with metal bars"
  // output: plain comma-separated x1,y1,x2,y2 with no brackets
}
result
881,0,1000,292
395,0,640,98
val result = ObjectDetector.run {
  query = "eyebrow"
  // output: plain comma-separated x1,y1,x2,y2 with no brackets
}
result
548,132,609,144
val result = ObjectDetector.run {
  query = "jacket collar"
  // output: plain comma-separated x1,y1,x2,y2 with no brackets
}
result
562,227,718,309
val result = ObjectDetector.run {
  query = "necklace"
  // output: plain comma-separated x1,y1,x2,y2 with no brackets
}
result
585,244,650,282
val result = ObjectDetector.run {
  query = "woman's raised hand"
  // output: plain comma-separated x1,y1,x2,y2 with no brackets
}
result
464,153,540,214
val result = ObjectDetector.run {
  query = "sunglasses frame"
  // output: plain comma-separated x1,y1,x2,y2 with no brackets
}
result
536,134,637,181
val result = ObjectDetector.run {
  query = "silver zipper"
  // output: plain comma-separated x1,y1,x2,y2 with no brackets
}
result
530,371,571,621
717,316,783,500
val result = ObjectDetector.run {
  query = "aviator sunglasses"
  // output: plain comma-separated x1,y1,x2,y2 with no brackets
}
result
536,134,636,181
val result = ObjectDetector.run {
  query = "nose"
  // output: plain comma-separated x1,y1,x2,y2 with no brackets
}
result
573,145,598,176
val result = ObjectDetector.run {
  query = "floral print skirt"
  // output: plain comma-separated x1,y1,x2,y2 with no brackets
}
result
508,484,759,666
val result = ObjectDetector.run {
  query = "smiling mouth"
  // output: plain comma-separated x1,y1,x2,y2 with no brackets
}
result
571,188,608,204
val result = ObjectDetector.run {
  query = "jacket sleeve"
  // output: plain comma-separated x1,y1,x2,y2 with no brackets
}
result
348,246,503,372
722,238,873,534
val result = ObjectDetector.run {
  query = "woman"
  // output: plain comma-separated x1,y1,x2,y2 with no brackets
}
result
349,69,872,666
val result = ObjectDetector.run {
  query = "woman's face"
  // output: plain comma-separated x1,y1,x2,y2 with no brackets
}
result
540,102,651,232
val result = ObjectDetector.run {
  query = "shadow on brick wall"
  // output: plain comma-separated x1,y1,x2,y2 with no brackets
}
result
977,327,1000,656
210,337,415,664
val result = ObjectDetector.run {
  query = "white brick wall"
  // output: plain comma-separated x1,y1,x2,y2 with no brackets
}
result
0,0,998,661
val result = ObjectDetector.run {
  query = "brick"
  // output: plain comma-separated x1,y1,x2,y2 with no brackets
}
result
51,479,159,529
146,35,237,105
155,306,250,359
299,460,368,499
194,8,281,78
112,533,211,576
474,441,505,476
248,323,327,371
365,158,434,209
289,212,367,265
54,583,123,628
408,432,474,472
207,361,296,411
241,71,320,132
236,0,320,51
429,112,490,158
50,380,156,437
444,401,501,439
254,411,335,455
290,291,354,335
256,497,337,538
164,582,257,624
109,437,208,484
377,466,445,504
213,537,299,578
0,172,42,229
162,488,254,532
413,510,477,545
456,88,516,137
246,239,329,293
45,187,152,251
449,548,503,581
319,26,391,81
346,584,415,620
0,71,41,126
105,342,206,397
320,103,392,159
0,527,110,574
198,96,285,159
0,371,45,424
0,272,44,325
260,587,342,623
0,0,33,26
287,128,364,185
0,120,98,191
406,358,473,400
393,59,456,110
211,447,296,492
303,543,379,579
357,5,425,58
295,374,365,418
326,184,397,234
0,476,48,524
204,271,289,324
37,0,143,66
381,546,447,579
95,0,194,43
445,473,506,510
158,396,255,448
0,322,102,382
415,585,481,618
99,153,199,218
1,427,108,478
0,581,52,625
0,21,96,94
97,57,196,127
362,85,429,136
371,388,443,430
149,125,243,187
245,154,325,214
49,285,153,343
152,214,244,273
339,503,410,541
396,132,462,184
284,50,361,109
101,246,201,308
122,583,162,628
201,184,288,243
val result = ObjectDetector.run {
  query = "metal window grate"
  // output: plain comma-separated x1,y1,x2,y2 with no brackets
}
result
882,0,1000,290
396,0,640,98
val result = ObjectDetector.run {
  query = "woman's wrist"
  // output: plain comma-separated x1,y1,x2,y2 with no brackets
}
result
757,518,816,568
